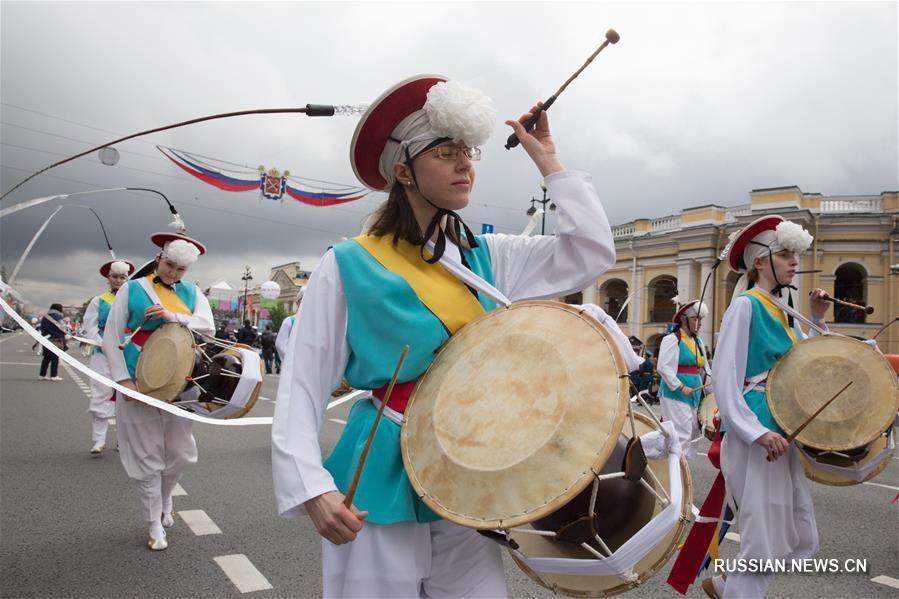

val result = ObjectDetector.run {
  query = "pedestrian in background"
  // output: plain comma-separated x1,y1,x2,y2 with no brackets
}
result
38,303,67,381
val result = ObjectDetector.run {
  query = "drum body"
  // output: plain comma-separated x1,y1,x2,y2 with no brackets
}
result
135,323,263,419
698,393,717,441
402,301,690,596
510,412,692,597
767,335,899,485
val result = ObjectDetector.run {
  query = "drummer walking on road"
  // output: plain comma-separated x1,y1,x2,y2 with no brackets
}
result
272,74,617,597
657,298,710,459
705,215,829,598
103,232,214,551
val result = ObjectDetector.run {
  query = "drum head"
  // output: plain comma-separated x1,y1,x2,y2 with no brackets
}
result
402,301,631,529
767,336,899,452
699,393,717,440
509,411,693,597
135,323,194,401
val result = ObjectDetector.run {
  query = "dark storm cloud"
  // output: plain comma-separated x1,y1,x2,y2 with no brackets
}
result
1,1,896,312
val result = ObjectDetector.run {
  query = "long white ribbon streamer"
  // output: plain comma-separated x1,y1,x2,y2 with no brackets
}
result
0,295,273,426
0,188,127,218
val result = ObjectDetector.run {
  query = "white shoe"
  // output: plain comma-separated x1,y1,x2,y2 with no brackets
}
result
50,376,63,381
161,512,175,528
147,534,168,551
39,376,49,380
90,442,104,455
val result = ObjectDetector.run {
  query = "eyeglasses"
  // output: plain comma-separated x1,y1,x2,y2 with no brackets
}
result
421,145,482,161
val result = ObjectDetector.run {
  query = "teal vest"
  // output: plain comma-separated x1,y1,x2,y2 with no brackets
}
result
325,237,496,524
97,295,113,335
658,331,705,409
122,278,197,379
738,292,797,436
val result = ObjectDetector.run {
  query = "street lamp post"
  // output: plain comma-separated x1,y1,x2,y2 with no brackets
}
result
526,181,556,235
241,265,253,323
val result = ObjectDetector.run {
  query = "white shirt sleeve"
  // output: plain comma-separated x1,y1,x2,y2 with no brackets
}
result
580,304,642,372
276,316,293,361
711,296,769,445
657,333,682,391
82,296,101,343
102,283,132,382
484,170,615,301
272,250,349,518
172,287,215,337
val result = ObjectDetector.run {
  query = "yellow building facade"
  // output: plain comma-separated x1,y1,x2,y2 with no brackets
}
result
585,187,899,356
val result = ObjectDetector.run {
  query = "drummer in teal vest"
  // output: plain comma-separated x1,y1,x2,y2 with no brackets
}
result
271,74,617,597
82,258,135,456
658,297,710,459
103,231,214,552
702,215,830,599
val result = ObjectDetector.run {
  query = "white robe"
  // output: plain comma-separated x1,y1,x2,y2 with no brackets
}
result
102,280,215,521
271,170,616,593
712,296,823,598
275,315,293,362
657,332,710,458
82,295,116,426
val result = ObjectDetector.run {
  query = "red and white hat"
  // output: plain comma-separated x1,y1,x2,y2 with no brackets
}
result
350,74,496,191
726,215,813,273
726,215,784,273
99,259,135,278
672,299,709,323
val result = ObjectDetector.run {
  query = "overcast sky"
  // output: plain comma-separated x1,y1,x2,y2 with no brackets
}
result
1,1,896,312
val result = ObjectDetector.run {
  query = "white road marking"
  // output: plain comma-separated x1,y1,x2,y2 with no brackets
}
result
862,481,899,491
214,554,273,593
0,361,42,366
260,396,273,402
329,418,347,425
871,575,899,590
108,418,116,426
178,509,222,535
725,532,740,542
171,483,187,496
327,389,368,411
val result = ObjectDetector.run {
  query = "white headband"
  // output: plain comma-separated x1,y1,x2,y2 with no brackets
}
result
377,80,496,188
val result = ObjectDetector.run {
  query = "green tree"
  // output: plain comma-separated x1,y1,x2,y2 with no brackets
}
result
268,302,289,332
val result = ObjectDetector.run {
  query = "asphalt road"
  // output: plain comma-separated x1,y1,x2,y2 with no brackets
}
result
1,330,896,598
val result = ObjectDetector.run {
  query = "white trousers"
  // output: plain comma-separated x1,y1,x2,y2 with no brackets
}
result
721,435,818,599
115,393,197,522
322,519,507,598
660,396,700,459
87,352,115,443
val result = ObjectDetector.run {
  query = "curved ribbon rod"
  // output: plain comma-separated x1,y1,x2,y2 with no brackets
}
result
0,104,368,202
9,203,115,287
0,295,273,426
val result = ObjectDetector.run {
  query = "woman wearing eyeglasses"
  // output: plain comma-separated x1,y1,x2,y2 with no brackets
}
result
272,75,617,597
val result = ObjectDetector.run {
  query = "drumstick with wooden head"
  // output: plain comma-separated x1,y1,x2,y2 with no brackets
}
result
343,345,410,508
767,380,853,462
118,315,153,350
505,28,620,149
812,292,873,315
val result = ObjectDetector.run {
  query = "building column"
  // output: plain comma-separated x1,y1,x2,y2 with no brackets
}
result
676,258,697,301
629,265,644,338
697,258,716,349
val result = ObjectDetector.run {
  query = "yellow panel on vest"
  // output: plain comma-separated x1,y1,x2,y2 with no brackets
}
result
679,330,705,367
745,289,798,344
100,290,117,305
146,276,192,315
354,235,485,334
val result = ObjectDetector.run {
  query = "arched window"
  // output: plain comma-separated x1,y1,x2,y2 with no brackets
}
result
648,276,678,322
646,333,665,359
833,263,867,324
600,279,629,321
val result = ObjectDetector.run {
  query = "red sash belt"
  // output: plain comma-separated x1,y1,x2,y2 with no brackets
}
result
124,328,152,348
677,365,699,374
372,380,417,414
